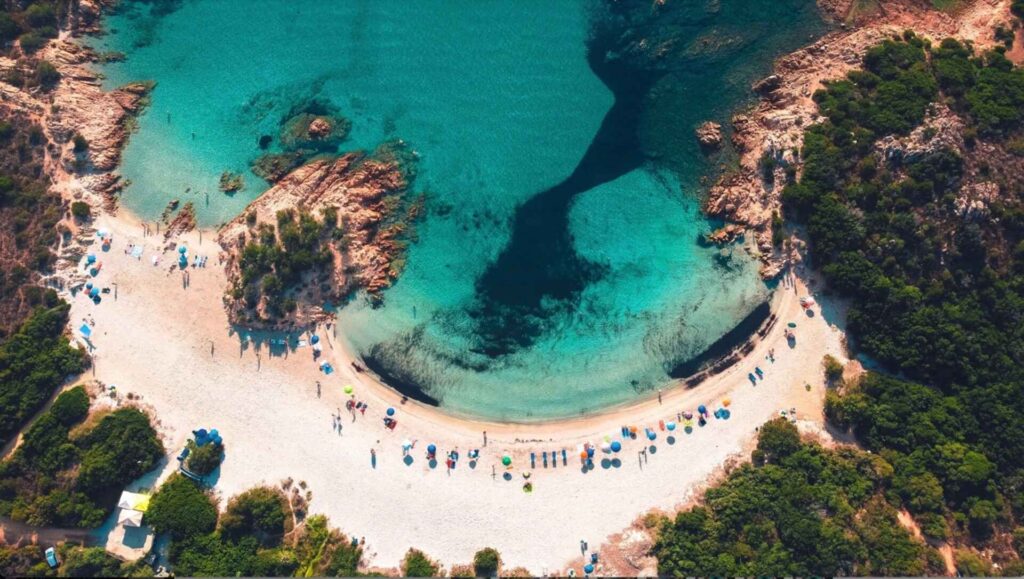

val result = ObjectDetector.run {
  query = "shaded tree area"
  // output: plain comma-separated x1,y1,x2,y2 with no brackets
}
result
657,33,1024,575
0,386,163,528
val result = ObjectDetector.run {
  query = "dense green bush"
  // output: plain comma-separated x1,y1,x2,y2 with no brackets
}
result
75,408,164,494
780,34,1024,560
654,421,938,576
0,303,84,446
185,440,223,476
145,473,218,541
34,60,58,88
472,548,500,577
402,548,440,577
70,200,90,220
219,486,287,545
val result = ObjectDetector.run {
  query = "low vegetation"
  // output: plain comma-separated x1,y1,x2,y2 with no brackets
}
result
148,476,367,577
231,208,339,320
655,419,944,575
0,303,85,446
0,386,163,528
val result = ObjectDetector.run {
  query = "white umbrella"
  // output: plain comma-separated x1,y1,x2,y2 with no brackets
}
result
401,439,413,450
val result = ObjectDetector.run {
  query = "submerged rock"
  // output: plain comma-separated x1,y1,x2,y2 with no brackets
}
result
251,152,304,183
696,121,723,149
219,171,245,193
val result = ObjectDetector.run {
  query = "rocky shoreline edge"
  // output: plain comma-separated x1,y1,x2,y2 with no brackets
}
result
699,0,1012,279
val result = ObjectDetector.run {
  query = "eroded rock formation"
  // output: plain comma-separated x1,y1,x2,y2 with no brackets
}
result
219,142,424,328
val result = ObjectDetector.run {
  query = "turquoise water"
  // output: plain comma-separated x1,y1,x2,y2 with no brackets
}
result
96,0,824,420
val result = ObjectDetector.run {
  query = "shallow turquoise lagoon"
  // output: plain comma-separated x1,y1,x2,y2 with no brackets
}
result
96,0,824,420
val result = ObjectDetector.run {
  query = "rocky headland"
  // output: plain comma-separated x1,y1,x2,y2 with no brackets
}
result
219,142,424,329
703,0,1015,278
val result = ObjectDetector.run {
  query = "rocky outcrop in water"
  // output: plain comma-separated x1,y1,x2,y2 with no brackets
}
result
219,142,424,328
695,121,723,149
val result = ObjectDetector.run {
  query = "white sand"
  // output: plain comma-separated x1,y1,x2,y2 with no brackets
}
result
68,212,845,574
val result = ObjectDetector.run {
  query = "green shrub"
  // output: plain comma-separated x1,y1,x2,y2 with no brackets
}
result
0,13,21,43
74,408,163,494
70,201,90,220
403,548,440,577
185,440,223,476
34,60,59,88
822,355,844,382
49,386,89,427
754,418,800,463
24,4,56,28
472,548,500,577
72,134,88,152
954,549,991,576
219,486,287,545
0,303,84,446
18,32,45,54
145,473,218,541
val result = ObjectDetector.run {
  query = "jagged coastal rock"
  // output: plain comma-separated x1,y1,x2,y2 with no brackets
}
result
219,142,424,328
695,121,723,149
703,0,1008,278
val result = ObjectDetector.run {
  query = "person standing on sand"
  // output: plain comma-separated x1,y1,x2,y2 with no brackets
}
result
658,389,663,404
316,381,321,398
483,430,487,446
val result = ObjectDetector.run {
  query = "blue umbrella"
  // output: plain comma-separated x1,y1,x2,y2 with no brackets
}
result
86,282,93,289
610,440,621,452
666,421,676,431
586,446,595,458
89,288,99,298
427,444,436,454
178,245,187,254
386,407,395,416
584,564,594,574
698,404,707,415
646,429,656,441
311,335,320,344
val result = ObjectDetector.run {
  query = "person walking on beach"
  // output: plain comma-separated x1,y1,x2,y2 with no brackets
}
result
316,381,321,398
483,430,488,446
657,389,663,404
370,448,376,469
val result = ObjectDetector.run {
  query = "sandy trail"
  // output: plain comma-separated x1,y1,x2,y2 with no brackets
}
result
66,212,844,574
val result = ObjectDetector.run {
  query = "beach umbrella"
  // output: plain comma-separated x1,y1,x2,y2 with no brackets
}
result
610,440,621,452
787,322,796,328
428,444,437,454
178,245,187,254
87,254,96,264
600,442,611,453
584,564,594,574
722,409,731,419
386,407,395,416
86,282,93,289
698,404,707,415
579,450,588,460
343,384,354,394
89,288,99,298
401,440,412,450
646,429,656,441
586,446,595,458
666,421,676,431
96,229,108,238
502,455,511,466
723,398,731,407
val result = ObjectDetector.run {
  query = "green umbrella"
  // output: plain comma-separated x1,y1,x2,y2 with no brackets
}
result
502,455,512,466
787,322,797,328
344,384,354,394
